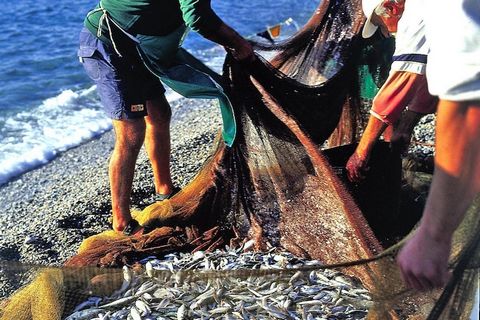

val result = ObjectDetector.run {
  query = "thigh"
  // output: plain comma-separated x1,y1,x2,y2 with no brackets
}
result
130,60,166,105
112,117,146,147
146,95,172,126
78,29,165,120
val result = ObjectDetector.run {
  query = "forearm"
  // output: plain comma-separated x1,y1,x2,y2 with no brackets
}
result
179,0,253,61
201,22,254,62
356,115,388,158
178,0,242,48
200,22,245,51
419,100,480,241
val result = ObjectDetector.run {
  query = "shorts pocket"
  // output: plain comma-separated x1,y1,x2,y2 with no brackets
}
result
78,46,101,81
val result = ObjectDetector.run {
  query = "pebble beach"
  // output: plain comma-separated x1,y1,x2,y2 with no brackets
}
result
0,98,223,297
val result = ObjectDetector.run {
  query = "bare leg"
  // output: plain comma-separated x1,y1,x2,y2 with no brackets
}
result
110,118,145,232
144,95,174,195
346,115,387,182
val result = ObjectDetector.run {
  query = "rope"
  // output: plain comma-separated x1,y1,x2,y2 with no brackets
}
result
0,236,408,281
411,139,435,148
88,6,123,57
158,236,410,281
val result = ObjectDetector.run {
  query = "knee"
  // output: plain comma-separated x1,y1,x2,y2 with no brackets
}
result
146,97,172,126
113,119,146,154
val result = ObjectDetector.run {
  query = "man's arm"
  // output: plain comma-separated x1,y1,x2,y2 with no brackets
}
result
179,0,254,61
200,22,255,62
397,100,480,290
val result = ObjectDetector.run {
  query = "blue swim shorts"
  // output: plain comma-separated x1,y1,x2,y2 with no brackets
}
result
77,28,165,120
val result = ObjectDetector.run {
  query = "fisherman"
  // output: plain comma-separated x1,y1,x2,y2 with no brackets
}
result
78,0,254,236
397,1,480,316
346,0,437,183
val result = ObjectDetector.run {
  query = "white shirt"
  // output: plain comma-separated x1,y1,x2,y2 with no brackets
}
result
391,0,429,74
424,0,480,101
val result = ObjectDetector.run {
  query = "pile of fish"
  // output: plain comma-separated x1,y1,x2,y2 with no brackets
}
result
66,243,371,319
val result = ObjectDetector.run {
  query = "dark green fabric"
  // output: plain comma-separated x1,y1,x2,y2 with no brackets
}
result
179,0,221,35
356,35,395,100
358,65,379,100
83,0,235,146
135,28,236,146
84,0,222,38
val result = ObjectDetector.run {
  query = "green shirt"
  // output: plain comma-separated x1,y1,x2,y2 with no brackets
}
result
83,0,237,147
85,0,223,38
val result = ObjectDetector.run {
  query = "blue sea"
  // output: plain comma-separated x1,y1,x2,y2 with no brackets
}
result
0,0,318,186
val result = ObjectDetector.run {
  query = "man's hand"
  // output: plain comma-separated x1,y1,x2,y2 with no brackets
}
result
346,152,369,183
397,226,451,291
204,22,256,63
229,39,255,63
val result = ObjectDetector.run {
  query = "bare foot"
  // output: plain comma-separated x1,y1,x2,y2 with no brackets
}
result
113,218,144,237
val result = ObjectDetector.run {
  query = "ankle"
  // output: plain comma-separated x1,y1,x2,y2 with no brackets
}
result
155,184,174,195
112,211,132,231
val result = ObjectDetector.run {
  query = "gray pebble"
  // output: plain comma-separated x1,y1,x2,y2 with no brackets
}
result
24,235,39,245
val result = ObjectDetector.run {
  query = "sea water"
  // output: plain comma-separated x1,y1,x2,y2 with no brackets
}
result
0,0,318,186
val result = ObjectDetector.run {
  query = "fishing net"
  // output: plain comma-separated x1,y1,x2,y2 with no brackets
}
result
1,0,479,319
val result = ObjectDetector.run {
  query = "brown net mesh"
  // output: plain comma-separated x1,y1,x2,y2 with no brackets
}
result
1,0,479,319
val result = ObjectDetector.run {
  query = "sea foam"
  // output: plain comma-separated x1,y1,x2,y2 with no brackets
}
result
0,86,183,186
